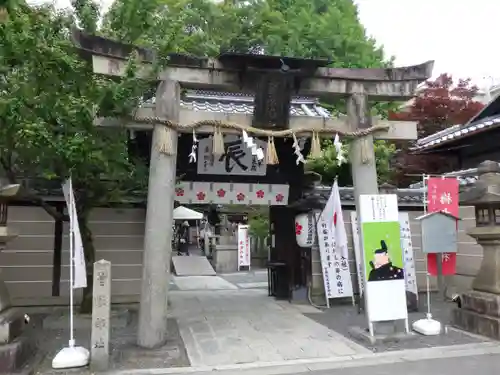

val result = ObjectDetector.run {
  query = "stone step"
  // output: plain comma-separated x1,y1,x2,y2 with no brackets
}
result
0,308,26,345
172,255,216,276
452,307,500,340
0,334,37,374
461,290,500,317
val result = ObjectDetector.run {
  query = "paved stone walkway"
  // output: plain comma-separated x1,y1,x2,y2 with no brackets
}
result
173,276,238,290
169,289,370,367
310,353,500,375
172,270,268,292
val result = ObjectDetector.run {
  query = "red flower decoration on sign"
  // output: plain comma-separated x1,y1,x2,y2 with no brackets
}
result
295,222,303,235
197,192,206,201
175,188,184,197
236,192,245,201
333,212,337,226
217,189,226,198
256,190,265,199
275,193,284,203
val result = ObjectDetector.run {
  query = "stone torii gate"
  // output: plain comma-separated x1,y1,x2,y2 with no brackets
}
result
74,31,433,348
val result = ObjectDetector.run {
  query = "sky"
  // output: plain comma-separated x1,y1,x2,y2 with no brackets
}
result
38,0,499,88
354,0,499,87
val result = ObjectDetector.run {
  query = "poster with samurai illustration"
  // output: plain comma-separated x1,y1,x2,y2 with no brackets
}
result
359,194,408,323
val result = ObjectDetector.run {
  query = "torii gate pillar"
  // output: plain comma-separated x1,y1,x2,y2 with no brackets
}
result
137,80,179,348
348,93,379,206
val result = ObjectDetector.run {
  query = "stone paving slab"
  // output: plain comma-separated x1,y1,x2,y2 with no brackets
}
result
173,276,238,291
169,289,370,367
219,270,268,282
172,256,216,276
106,342,500,375
236,282,268,289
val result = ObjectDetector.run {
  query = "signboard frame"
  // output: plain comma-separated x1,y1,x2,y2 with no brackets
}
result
358,194,409,336
237,224,251,270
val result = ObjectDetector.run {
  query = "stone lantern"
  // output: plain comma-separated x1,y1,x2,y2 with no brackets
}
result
452,160,500,339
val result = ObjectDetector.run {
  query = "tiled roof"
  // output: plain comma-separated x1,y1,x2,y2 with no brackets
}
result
146,90,332,118
414,93,500,152
315,186,424,206
407,166,491,189
413,114,500,151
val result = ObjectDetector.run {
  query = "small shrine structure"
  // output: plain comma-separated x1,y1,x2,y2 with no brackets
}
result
73,30,433,348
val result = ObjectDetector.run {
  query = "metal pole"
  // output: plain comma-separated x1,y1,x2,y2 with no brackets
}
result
436,175,446,300
436,253,444,300
68,178,75,348
423,174,433,319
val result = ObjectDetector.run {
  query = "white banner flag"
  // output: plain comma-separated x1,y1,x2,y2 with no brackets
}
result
332,181,349,259
317,181,353,299
62,178,87,289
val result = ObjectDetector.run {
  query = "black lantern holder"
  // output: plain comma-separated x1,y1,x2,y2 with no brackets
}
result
0,200,7,227
288,171,328,213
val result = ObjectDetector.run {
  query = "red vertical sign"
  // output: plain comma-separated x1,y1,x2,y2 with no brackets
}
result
426,177,459,275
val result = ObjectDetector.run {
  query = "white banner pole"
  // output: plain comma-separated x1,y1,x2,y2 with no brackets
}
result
69,178,75,348
51,177,89,369
423,174,432,318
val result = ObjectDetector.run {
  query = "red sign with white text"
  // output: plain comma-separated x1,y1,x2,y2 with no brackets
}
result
426,177,459,275
427,252,456,275
427,177,459,217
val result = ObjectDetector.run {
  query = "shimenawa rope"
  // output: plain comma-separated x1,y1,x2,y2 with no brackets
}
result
129,115,388,158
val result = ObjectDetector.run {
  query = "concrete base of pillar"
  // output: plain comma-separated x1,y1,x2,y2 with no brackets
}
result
0,309,25,345
212,245,238,273
0,335,37,374
452,290,500,340
348,325,417,345
291,286,308,302
0,308,37,374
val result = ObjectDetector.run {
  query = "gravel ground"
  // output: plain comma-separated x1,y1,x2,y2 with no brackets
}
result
304,294,489,352
33,309,190,374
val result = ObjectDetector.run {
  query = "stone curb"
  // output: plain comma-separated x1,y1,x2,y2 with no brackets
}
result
106,341,500,375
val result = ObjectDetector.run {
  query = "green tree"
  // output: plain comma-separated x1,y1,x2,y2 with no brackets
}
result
103,0,397,183
306,140,396,185
0,1,149,312
103,0,388,62
248,213,269,257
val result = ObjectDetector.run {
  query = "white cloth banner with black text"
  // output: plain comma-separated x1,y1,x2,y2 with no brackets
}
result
62,178,87,289
316,181,353,299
